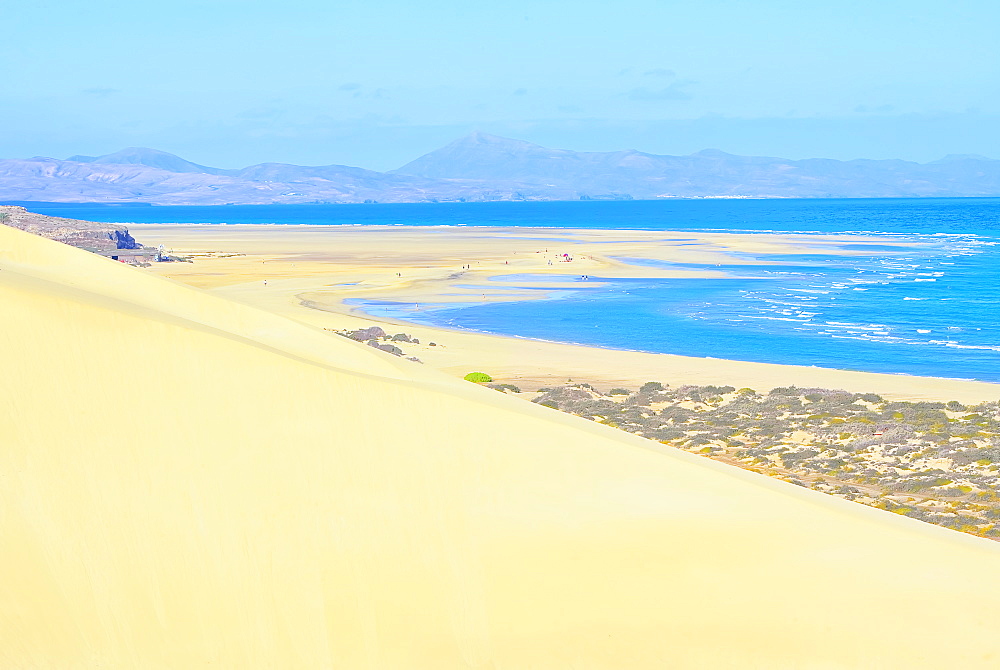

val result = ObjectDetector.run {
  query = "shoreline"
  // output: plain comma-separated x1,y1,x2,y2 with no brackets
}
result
133,222,1000,403
344,292,999,385
311,294,1000,402
350,305,996,386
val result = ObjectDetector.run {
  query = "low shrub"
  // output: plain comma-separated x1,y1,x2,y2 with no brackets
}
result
609,388,631,395
464,372,493,383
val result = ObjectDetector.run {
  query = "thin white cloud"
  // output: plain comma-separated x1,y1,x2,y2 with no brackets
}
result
628,80,695,101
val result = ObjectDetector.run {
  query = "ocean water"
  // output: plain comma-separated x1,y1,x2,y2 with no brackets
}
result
19,198,1000,382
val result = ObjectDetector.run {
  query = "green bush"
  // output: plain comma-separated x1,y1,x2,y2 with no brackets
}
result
463,372,493,383
609,388,631,395
640,381,664,394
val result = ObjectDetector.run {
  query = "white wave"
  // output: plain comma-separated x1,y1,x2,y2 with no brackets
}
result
823,321,889,329
740,315,810,323
941,343,1000,351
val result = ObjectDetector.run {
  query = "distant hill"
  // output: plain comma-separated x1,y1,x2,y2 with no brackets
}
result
67,147,231,175
1,134,999,204
394,132,1000,199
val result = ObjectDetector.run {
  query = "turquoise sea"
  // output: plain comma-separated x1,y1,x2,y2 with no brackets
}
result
18,198,1000,383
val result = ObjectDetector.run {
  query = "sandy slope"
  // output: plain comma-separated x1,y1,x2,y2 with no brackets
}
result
3,223,1000,668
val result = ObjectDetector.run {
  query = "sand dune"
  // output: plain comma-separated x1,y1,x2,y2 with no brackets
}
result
3,223,1000,668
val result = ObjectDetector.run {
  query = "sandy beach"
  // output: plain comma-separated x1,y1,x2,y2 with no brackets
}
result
4,221,1000,667
135,223,1000,402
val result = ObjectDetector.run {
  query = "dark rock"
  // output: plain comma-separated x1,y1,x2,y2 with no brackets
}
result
350,326,386,341
367,341,403,356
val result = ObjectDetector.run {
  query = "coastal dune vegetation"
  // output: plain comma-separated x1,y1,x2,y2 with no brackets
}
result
5,222,1000,667
531,382,1000,538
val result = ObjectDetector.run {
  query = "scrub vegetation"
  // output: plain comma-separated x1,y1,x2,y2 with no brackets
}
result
530,382,1000,540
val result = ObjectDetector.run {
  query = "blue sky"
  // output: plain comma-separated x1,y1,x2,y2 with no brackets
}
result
3,0,998,169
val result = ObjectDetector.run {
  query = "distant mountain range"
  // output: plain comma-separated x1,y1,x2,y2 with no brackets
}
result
2,132,1000,205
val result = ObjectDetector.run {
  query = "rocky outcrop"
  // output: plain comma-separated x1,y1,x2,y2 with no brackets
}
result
334,326,422,361
347,326,387,341
0,205,141,252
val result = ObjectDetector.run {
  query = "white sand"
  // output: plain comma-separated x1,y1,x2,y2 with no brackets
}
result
4,224,1000,668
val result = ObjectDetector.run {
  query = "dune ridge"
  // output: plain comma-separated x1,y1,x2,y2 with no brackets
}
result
3,223,1000,668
